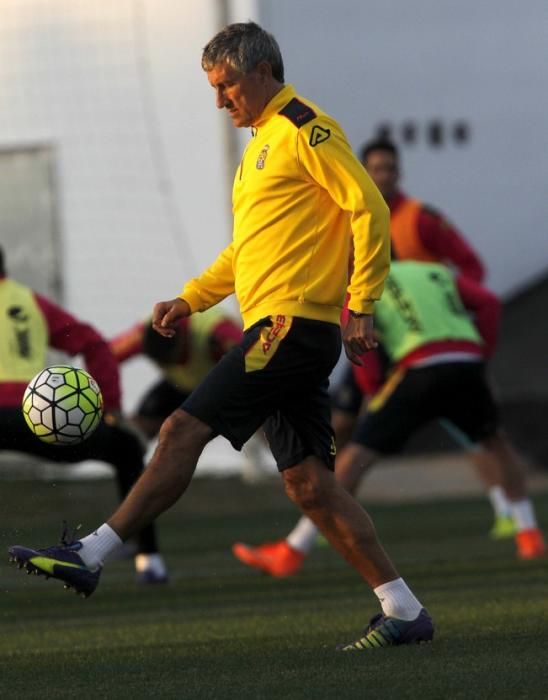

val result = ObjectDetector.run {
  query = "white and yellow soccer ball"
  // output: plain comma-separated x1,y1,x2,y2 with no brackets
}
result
22,366,103,445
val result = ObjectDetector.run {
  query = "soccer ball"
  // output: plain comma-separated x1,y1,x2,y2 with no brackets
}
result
22,366,103,445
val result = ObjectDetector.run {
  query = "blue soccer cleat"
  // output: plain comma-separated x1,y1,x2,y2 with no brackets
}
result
337,608,434,651
8,523,101,598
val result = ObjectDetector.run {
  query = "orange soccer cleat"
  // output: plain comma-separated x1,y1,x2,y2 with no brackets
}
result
232,539,304,577
515,528,546,560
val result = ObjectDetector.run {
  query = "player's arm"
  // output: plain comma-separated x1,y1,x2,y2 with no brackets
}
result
297,119,390,316
109,320,147,362
35,293,121,411
418,207,485,282
296,119,390,360
153,245,236,339
180,244,236,313
456,276,501,357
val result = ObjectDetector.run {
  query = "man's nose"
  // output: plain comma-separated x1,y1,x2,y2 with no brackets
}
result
215,89,227,109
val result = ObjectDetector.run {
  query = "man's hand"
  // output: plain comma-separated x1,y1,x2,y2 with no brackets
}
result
342,313,377,365
151,298,191,338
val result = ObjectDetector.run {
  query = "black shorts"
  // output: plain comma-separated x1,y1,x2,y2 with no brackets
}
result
136,379,189,421
331,365,364,416
182,315,341,471
353,361,499,455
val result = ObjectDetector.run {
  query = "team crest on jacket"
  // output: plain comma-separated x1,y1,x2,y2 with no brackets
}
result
309,125,331,147
256,145,270,169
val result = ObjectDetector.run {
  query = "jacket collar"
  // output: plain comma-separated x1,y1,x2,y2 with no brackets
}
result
253,84,296,128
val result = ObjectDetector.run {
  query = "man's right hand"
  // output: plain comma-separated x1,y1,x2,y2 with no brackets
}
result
151,298,191,337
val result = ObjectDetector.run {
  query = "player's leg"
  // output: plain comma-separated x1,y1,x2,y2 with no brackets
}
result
283,455,397,585
107,409,212,541
234,332,433,648
234,442,381,576
87,419,170,583
440,362,545,559
440,419,515,538
7,406,212,593
233,367,417,576
479,430,545,558
273,374,432,649
8,319,277,595
233,363,368,570
468,443,517,538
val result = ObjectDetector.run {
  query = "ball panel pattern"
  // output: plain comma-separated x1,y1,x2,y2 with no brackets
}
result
22,366,104,445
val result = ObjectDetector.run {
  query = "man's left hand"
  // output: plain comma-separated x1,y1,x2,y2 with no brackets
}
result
342,314,377,366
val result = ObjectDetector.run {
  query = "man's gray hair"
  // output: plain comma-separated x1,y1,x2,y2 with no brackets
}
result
202,21,284,82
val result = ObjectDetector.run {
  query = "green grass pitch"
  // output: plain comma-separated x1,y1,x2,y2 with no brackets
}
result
1,476,547,699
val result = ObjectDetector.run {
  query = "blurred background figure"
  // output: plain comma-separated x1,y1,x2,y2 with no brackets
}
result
330,137,517,538
0,246,167,584
233,260,545,577
110,308,273,482
360,138,484,281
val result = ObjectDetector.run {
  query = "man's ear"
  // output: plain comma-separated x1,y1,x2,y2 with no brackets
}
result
256,61,273,81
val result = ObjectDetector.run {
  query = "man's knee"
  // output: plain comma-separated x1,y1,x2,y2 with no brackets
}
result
282,458,332,510
159,409,213,451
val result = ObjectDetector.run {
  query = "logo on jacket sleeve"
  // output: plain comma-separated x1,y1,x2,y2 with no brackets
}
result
256,144,270,169
309,125,331,147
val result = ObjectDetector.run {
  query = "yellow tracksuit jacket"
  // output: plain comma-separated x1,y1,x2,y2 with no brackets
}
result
180,84,390,329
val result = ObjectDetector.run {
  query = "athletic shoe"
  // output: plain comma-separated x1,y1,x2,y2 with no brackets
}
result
337,608,434,651
489,515,517,540
232,540,304,577
516,528,546,560
8,524,101,598
134,553,169,585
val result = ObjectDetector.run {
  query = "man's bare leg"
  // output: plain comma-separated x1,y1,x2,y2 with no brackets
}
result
282,455,427,628
7,408,215,594
108,409,213,540
474,430,527,501
283,443,378,555
282,455,395,588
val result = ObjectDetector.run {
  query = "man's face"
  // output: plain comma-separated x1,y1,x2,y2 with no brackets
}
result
363,150,399,201
207,61,268,128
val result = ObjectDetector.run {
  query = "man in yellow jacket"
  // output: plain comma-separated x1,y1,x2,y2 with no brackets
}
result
10,22,434,650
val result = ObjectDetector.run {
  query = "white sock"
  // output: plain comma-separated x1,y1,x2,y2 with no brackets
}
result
134,553,167,576
374,578,423,621
78,524,123,569
509,499,537,531
488,486,512,518
286,516,319,554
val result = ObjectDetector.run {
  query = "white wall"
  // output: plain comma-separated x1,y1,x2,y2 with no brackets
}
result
255,0,548,294
0,0,236,417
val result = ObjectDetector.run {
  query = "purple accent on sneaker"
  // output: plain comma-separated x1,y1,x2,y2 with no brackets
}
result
368,608,434,643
